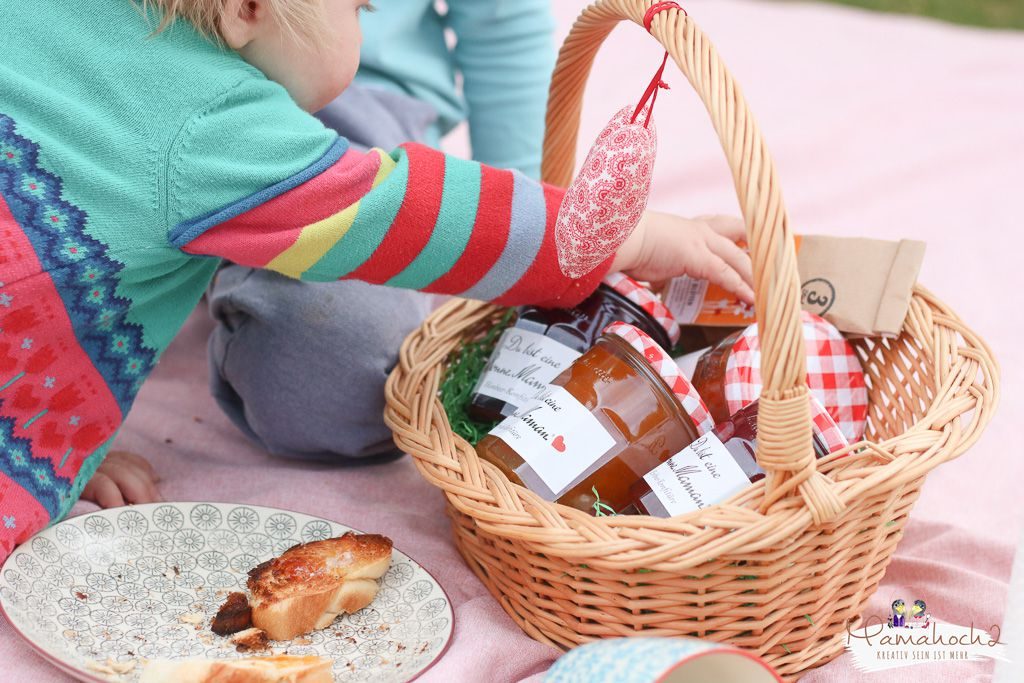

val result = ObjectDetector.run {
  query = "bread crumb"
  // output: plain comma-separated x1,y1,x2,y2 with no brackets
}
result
177,612,204,627
230,627,270,652
211,591,252,636
293,636,312,646
85,658,136,676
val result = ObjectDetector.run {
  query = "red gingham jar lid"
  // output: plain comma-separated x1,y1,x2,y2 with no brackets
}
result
603,272,680,346
604,322,714,435
724,312,868,443
810,393,849,454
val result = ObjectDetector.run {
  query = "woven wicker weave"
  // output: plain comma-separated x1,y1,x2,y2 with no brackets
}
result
383,1,1000,677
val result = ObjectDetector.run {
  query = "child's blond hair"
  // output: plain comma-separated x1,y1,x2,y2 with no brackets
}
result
142,0,326,44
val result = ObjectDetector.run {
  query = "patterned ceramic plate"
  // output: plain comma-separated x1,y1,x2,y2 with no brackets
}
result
0,503,453,682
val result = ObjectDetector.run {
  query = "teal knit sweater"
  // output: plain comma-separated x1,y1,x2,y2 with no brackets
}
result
0,0,609,560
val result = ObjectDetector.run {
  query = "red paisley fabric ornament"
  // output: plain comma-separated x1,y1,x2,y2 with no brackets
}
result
554,105,658,279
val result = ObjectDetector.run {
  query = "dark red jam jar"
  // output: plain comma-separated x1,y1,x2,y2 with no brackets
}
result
468,273,679,423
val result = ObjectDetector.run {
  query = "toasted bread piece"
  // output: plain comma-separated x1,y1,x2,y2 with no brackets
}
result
247,533,392,641
229,627,270,652
139,655,331,683
212,592,253,636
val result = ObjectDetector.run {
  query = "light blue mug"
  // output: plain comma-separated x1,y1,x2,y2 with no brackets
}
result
546,637,782,683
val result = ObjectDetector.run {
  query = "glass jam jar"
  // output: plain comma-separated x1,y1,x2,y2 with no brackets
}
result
468,273,679,423
629,396,847,517
689,328,741,425
475,323,708,515
690,312,868,442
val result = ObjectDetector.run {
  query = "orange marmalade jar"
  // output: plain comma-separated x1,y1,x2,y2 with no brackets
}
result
475,323,713,515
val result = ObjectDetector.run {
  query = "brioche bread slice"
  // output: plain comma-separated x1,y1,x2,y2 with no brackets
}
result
139,655,331,683
247,533,393,641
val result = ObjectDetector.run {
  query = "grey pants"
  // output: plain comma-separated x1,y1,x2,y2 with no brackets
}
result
207,85,437,462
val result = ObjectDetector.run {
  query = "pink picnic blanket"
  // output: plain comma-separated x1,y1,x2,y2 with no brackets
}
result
3,1,1022,680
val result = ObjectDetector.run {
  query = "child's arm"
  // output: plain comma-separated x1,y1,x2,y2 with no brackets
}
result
173,139,606,308
445,0,556,178
167,81,608,308
167,80,751,308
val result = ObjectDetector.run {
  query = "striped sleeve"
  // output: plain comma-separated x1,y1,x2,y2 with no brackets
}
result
170,140,611,308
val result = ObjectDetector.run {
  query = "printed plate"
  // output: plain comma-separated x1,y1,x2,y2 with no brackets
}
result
0,503,453,682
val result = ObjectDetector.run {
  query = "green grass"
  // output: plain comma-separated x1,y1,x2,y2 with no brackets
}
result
814,0,1024,29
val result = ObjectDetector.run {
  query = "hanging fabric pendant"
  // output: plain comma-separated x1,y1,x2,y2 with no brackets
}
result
554,3,684,279
554,103,659,279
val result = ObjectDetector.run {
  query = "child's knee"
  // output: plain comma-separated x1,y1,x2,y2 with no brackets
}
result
208,269,429,460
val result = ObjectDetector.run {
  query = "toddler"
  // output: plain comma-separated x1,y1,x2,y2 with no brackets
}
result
205,0,562,462
0,0,752,560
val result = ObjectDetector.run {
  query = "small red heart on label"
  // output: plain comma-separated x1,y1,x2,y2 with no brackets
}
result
552,435,566,452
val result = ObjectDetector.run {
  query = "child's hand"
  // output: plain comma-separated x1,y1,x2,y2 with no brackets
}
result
81,450,162,508
612,212,755,304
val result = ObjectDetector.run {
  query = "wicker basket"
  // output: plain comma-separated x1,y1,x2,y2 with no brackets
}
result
384,1,1000,678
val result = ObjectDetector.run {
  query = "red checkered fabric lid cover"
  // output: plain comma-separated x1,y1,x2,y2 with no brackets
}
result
724,312,868,443
605,322,714,435
810,393,849,454
603,272,680,345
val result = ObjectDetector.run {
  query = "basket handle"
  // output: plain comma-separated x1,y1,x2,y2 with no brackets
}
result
543,0,845,524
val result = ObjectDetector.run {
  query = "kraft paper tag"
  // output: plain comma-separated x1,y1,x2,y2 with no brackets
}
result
798,236,926,337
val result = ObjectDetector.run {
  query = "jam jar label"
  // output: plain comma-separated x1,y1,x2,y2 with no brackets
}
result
643,433,750,516
474,328,583,409
490,386,615,496
663,276,709,324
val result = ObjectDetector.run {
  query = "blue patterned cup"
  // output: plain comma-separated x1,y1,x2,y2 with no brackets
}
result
546,637,782,683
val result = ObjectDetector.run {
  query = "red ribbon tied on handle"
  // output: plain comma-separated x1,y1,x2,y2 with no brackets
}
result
553,3,687,279
632,2,686,127
643,1,687,32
